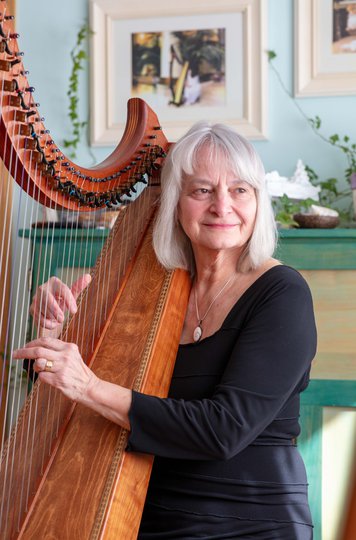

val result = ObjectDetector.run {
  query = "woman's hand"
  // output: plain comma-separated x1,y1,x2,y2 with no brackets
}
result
30,274,91,337
13,336,96,402
13,337,132,429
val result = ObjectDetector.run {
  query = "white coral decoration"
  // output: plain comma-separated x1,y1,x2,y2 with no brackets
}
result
309,204,339,217
290,159,310,186
265,159,320,201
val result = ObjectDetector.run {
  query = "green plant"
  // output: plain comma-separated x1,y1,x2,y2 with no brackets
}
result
267,50,355,224
273,196,314,228
63,23,93,159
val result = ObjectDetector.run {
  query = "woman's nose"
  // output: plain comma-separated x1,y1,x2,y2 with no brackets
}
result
209,192,232,216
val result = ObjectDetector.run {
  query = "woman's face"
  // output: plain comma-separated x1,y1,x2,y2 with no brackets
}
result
178,148,257,258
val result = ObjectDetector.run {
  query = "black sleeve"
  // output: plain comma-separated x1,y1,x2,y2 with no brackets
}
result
126,271,317,460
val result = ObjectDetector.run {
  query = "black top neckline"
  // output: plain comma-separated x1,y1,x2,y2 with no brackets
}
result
179,265,295,348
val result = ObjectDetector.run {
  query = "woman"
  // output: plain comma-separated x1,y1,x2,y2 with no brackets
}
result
14,122,316,539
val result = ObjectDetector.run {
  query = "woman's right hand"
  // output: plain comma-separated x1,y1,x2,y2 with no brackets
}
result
30,274,92,333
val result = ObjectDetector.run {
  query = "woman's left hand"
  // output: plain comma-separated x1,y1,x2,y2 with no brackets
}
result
13,337,97,403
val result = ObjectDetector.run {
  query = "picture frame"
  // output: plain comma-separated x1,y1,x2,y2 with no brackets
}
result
89,0,267,145
295,0,356,97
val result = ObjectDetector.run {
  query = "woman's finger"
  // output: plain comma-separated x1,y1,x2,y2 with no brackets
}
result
33,357,57,373
13,337,70,360
31,292,63,324
39,292,65,322
36,315,63,330
71,274,91,301
46,278,77,315
30,277,78,325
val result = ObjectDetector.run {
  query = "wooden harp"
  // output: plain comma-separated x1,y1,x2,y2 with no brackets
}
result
0,3,190,538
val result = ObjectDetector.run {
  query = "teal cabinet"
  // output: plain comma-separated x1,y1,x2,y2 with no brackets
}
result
277,229,356,540
19,227,109,294
21,227,356,538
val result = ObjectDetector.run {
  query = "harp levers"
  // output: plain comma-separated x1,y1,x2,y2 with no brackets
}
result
0,2,190,538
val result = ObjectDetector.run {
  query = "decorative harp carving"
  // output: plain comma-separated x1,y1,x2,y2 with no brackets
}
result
0,2,190,538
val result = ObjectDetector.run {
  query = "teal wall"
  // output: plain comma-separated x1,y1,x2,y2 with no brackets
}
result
17,0,356,185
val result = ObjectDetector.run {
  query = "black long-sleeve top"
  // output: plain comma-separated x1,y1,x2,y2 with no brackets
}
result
127,265,316,458
126,265,317,529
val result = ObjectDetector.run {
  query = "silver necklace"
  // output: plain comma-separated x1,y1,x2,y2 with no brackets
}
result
193,275,235,342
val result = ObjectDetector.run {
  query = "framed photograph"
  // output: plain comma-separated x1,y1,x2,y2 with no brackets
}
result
295,0,356,96
89,0,267,144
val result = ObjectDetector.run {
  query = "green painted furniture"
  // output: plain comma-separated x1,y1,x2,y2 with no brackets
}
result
21,227,356,538
276,228,356,270
276,229,356,540
19,227,109,294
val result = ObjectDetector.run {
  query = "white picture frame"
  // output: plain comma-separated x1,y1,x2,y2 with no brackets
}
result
89,0,267,145
295,0,356,97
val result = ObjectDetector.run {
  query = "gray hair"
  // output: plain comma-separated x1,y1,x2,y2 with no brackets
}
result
153,121,277,274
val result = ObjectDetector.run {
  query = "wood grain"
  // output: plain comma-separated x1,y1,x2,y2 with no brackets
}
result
300,270,356,380
17,226,190,540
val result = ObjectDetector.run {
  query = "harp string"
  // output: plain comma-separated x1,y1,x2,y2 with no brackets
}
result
13,167,43,525
0,22,168,531
36,159,153,470
11,179,42,535
0,121,27,443
1,173,159,536
7,112,53,528
0,114,35,532
0,73,11,424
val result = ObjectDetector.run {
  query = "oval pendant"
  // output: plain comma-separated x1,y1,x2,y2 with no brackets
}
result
193,325,202,342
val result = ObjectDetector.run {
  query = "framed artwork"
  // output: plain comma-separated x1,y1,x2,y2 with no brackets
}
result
295,0,356,97
89,0,267,144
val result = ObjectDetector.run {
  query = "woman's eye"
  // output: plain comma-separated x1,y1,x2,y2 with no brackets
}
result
193,188,210,195
233,186,250,196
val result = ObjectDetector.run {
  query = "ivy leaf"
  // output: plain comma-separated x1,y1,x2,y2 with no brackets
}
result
329,134,339,144
304,164,319,184
266,49,277,61
308,116,321,130
63,22,92,158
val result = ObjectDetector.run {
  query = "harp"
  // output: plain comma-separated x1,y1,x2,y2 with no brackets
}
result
0,3,190,538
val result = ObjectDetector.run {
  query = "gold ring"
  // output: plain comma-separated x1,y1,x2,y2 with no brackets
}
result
44,360,54,372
